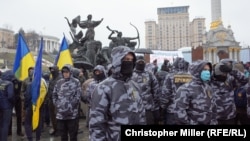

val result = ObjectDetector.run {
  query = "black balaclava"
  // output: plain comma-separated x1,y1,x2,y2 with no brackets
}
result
94,72,106,81
120,61,134,77
135,60,146,71
214,74,227,82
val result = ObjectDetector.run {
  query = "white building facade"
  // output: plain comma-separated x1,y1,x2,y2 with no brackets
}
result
40,35,60,53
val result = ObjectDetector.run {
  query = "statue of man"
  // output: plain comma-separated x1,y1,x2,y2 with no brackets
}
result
108,30,138,50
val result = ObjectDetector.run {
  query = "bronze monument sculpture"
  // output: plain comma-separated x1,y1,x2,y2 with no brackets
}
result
64,14,140,69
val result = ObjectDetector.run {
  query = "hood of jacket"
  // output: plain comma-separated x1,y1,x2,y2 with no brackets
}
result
189,60,212,81
61,64,73,79
111,46,136,77
93,65,107,77
172,57,188,72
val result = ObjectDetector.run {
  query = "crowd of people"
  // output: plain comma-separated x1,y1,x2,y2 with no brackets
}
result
0,45,250,141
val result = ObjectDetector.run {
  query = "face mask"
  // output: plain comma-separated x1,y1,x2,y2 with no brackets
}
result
120,61,134,77
214,74,227,82
200,70,211,81
135,63,145,71
244,71,249,78
94,73,106,81
51,71,59,77
178,62,184,69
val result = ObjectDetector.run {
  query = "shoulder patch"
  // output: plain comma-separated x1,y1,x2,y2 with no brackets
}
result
174,74,192,83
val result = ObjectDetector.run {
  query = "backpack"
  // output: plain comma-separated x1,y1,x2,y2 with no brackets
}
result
234,86,247,108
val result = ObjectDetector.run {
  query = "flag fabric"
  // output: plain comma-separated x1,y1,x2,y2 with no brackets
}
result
54,36,73,70
31,37,48,130
13,33,35,81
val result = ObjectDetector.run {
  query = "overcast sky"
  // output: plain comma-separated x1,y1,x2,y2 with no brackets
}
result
1,0,249,48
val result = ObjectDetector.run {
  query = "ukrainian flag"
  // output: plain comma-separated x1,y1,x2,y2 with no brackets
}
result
13,33,35,81
54,36,73,70
31,37,48,130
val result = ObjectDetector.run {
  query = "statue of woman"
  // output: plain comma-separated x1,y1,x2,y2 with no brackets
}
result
65,15,83,53
65,15,83,39
78,14,103,43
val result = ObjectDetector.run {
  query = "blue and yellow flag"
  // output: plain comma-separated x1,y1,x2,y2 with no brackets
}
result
54,36,73,70
13,33,35,81
31,37,48,130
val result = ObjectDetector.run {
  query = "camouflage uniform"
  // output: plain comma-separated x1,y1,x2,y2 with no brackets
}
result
52,65,82,140
145,62,158,75
52,65,82,119
154,67,168,124
160,57,191,125
175,60,217,125
247,63,250,114
155,59,170,90
86,65,107,105
131,59,160,124
85,65,107,127
212,61,248,124
89,46,146,141
155,70,168,89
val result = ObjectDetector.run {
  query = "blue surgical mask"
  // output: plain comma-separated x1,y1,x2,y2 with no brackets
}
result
245,71,249,78
200,70,211,81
